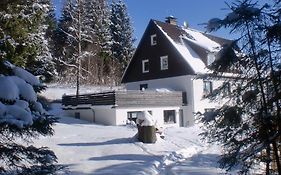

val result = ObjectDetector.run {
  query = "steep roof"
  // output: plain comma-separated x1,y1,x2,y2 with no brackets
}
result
153,20,233,74
121,19,234,83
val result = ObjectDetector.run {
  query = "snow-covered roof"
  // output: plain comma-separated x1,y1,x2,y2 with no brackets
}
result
154,20,232,74
182,28,221,52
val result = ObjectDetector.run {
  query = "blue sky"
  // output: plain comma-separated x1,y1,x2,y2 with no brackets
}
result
52,0,266,45
124,0,232,42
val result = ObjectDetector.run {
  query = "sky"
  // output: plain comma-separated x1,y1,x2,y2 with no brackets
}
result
124,0,233,42
52,0,266,45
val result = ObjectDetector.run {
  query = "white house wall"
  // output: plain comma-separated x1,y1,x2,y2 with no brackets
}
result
63,108,95,123
125,75,194,126
91,106,117,125
192,79,224,114
63,105,181,127
125,75,225,126
63,105,116,125
116,106,180,127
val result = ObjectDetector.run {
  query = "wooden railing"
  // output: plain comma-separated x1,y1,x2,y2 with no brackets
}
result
62,90,185,107
62,91,115,106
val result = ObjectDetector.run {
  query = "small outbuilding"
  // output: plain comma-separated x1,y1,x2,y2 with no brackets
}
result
62,90,185,127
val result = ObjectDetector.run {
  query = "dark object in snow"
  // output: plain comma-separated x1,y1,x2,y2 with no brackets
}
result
137,125,157,143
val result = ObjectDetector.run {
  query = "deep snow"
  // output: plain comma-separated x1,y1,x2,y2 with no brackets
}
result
33,102,227,175
34,84,238,174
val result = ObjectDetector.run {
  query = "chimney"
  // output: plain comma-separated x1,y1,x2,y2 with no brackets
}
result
165,16,177,25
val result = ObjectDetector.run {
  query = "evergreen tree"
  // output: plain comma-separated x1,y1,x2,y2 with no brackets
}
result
0,0,57,82
0,60,60,174
110,0,135,84
0,0,38,67
57,0,115,85
199,0,281,174
54,0,75,79
83,0,112,85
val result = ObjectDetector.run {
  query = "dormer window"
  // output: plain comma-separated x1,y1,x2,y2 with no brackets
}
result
160,55,168,70
207,52,216,66
151,34,157,46
142,59,149,73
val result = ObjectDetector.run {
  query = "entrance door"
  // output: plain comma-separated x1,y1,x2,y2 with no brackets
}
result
179,109,184,127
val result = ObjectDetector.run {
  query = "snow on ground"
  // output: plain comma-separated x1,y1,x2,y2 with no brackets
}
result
35,84,232,174
33,102,229,175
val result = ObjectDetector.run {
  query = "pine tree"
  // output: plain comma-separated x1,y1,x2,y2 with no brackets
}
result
57,0,115,86
0,0,37,67
0,0,57,83
83,0,112,85
54,0,75,79
110,0,135,84
199,0,281,174
0,60,60,174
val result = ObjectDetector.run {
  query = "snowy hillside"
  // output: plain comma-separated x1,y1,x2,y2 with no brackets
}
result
33,93,231,174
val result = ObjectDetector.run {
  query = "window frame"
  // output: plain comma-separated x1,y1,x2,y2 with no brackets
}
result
142,59,149,73
203,81,213,96
127,111,141,123
160,55,168,70
163,110,176,124
207,52,216,66
223,82,231,96
150,34,157,46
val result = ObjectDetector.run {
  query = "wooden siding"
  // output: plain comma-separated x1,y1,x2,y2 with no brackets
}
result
62,92,116,106
62,90,184,107
121,19,235,84
121,20,195,83
115,91,183,107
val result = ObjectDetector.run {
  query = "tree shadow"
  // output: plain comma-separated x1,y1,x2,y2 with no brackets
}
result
166,153,226,175
89,154,160,162
90,154,161,175
58,137,134,147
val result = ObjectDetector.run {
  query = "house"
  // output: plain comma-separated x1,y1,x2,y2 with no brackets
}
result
121,16,234,127
62,90,184,126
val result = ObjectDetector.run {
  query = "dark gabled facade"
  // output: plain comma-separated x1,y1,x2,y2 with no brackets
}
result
121,19,233,83
121,20,195,83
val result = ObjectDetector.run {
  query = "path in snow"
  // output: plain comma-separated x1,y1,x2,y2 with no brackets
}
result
34,103,227,174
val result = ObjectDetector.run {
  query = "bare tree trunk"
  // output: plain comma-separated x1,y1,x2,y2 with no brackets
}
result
266,146,271,175
266,39,281,174
272,141,281,174
76,0,82,98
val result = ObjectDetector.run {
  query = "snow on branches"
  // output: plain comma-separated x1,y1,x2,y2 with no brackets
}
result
0,62,46,128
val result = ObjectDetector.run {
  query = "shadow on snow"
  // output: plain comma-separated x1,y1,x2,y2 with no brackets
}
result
165,153,225,175
58,137,135,147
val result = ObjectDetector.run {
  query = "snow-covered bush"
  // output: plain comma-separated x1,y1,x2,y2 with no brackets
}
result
0,61,60,174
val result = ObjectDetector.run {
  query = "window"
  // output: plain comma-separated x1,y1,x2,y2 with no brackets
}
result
207,53,216,66
223,82,231,96
151,34,157,46
203,81,213,95
164,110,176,124
160,55,168,70
75,112,80,119
127,111,141,123
140,84,148,91
142,59,149,73
127,111,153,123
